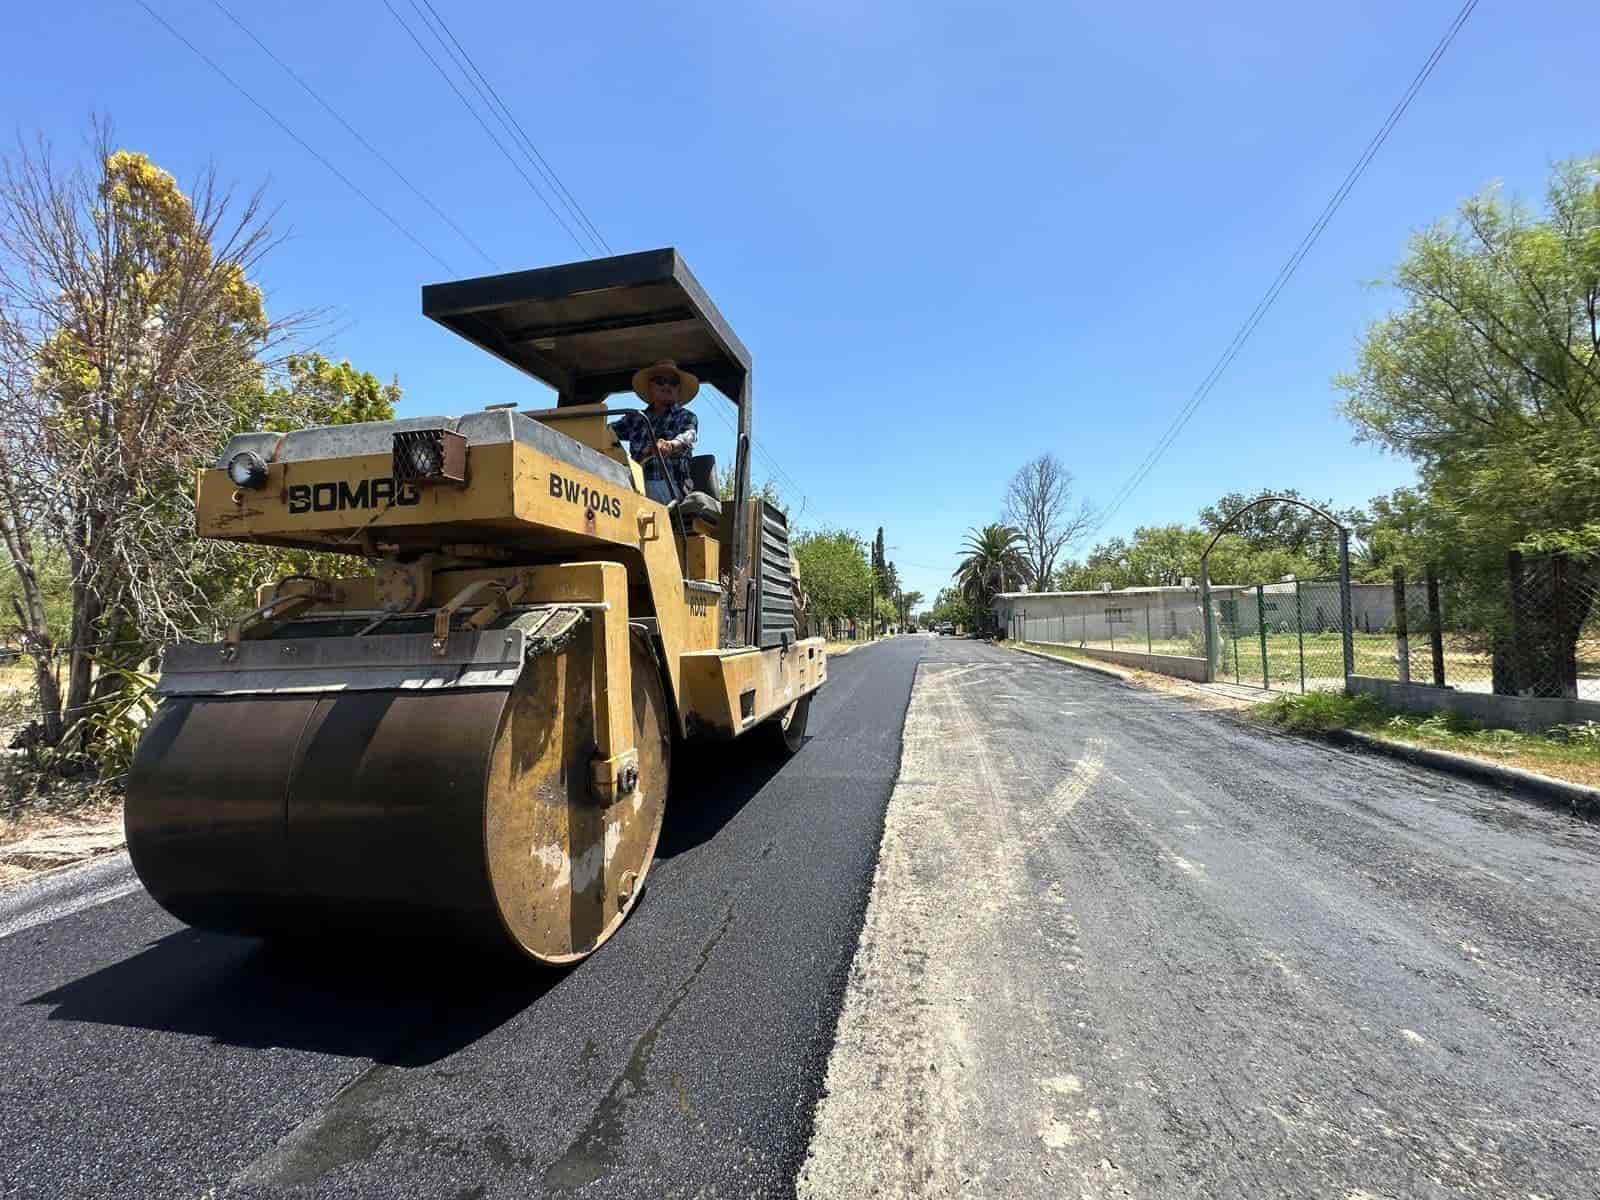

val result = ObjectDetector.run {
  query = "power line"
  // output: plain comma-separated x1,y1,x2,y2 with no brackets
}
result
381,1,810,505
135,0,455,273
382,0,590,256
208,0,498,270
168,0,809,508
1092,0,1479,534
413,0,611,256
700,398,810,513
401,0,598,256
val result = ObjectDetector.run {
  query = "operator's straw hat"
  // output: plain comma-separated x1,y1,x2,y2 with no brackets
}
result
632,359,699,403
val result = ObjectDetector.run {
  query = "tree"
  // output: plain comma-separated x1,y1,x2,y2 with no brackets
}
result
953,523,1028,630
1004,453,1094,588
265,353,399,431
929,586,977,630
900,589,923,629
0,128,397,763
791,527,872,634
1056,523,1326,591
1198,488,1359,578
221,354,401,612
0,128,300,749
1338,156,1600,693
719,473,784,515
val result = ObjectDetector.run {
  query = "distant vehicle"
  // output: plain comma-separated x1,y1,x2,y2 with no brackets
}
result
935,622,955,635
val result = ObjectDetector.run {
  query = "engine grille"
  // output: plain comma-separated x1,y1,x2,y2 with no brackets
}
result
754,501,796,649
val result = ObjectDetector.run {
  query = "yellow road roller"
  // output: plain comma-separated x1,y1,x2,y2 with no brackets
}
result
125,249,825,964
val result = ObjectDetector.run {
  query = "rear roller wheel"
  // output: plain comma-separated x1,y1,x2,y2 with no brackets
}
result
764,693,811,756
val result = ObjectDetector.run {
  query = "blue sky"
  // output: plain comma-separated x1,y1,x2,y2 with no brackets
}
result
3,1,1596,605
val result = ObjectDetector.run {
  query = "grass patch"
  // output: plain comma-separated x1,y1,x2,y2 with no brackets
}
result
1253,692,1600,789
1254,690,1388,732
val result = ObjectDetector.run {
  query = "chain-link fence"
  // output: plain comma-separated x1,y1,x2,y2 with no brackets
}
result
1362,553,1600,700
1007,583,1351,693
1205,580,1349,693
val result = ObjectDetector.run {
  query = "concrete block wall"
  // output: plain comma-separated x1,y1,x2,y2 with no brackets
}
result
1348,675,1600,733
1076,646,1210,682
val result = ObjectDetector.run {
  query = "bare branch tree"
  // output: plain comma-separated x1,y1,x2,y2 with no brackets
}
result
1003,453,1094,589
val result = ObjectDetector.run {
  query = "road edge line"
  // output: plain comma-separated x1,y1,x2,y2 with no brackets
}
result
0,849,138,942
1328,729,1599,820
1004,642,1130,681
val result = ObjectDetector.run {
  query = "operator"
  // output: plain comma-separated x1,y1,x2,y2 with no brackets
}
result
611,359,699,504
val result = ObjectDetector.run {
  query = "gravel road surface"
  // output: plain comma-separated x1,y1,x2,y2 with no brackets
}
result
800,637,1600,1199
0,637,924,1200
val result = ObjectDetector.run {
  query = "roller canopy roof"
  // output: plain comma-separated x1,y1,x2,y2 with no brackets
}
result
421,248,750,407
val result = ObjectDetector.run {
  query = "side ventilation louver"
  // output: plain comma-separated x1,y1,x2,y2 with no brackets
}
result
753,501,796,650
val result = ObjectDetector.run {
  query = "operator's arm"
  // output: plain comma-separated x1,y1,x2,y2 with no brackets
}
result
610,411,644,458
662,408,698,456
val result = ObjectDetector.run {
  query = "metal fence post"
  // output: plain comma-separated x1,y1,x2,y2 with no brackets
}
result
1082,612,1087,647
1392,567,1410,685
1426,565,1445,687
1146,596,1153,655
1200,559,1215,682
1506,549,1525,696
1554,553,1578,698
1257,584,1270,690
1338,528,1354,680
1295,578,1306,693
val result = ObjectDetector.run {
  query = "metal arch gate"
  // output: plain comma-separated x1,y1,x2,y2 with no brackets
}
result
1199,497,1355,691
1205,578,1352,693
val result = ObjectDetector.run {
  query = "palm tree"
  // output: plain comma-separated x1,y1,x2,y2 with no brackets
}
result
953,524,1030,628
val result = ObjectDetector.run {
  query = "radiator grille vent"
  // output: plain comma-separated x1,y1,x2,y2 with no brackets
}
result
754,501,796,649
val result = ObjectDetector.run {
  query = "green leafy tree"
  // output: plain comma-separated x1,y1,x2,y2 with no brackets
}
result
1057,523,1325,591
1198,489,1359,578
215,354,402,612
792,527,872,634
1338,156,1600,693
929,586,977,630
264,353,399,430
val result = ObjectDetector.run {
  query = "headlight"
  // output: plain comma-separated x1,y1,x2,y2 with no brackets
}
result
226,450,269,489
393,428,468,485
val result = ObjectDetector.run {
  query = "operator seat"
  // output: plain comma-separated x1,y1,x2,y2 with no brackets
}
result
669,453,722,524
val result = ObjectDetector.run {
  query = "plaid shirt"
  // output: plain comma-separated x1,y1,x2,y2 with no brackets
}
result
611,405,698,490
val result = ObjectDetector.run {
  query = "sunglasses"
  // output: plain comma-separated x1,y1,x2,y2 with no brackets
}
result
650,376,681,388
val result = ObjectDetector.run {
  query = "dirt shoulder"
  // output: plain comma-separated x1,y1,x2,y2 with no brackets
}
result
0,772,125,891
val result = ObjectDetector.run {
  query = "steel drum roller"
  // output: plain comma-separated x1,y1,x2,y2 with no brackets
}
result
126,626,670,963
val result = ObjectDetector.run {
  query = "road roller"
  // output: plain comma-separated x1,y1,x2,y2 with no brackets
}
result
125,248,826,964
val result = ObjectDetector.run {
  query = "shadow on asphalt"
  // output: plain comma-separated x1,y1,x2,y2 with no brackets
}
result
25,931,559,1066
23,725,814,1063
656,731,806,861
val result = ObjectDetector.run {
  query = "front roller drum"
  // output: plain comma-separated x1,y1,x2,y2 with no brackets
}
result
126,628,670,964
